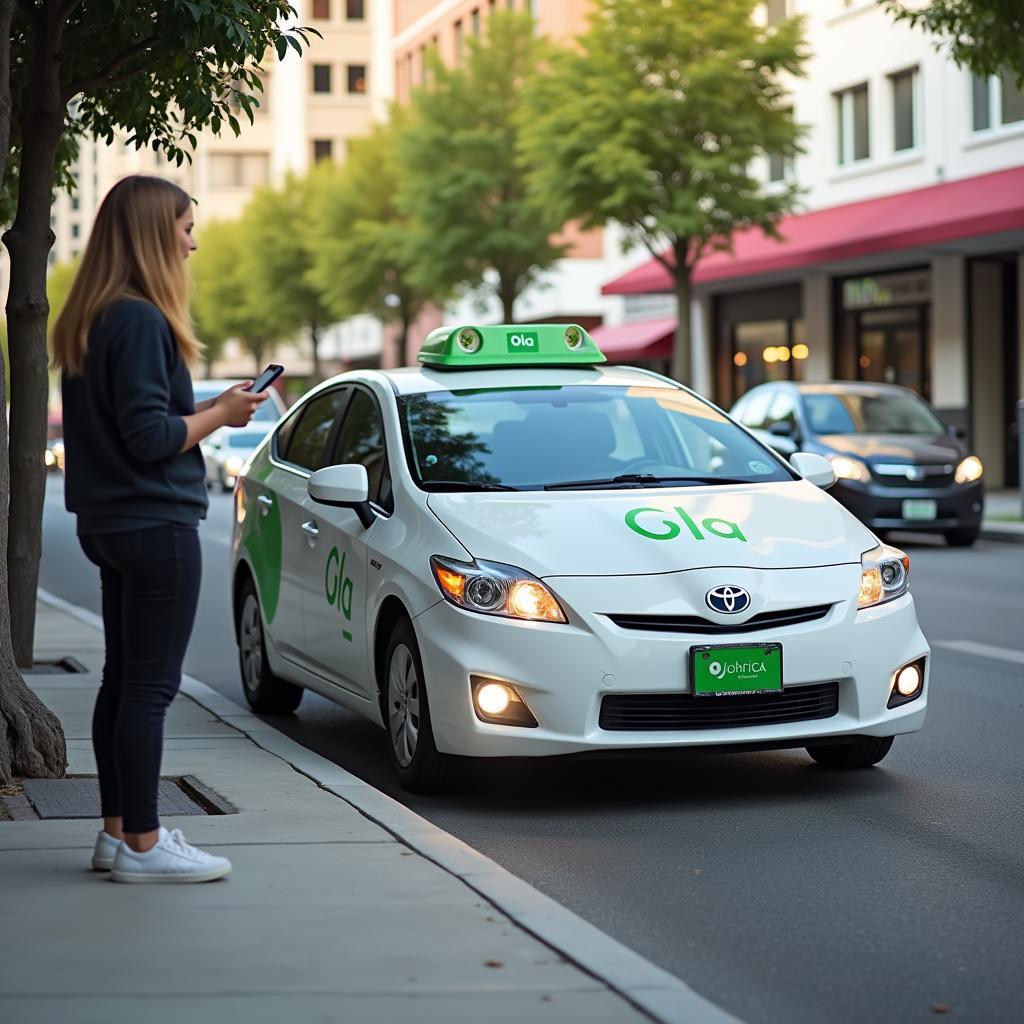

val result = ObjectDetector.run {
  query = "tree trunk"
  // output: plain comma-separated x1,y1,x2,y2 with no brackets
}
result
308,321,322,383
669,264,693,387
0,0,67,783
396,315,409,368
499,274,516,324
4,10,65,667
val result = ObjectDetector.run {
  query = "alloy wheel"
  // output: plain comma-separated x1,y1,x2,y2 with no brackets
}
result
388,644,420,768
240,594,264,698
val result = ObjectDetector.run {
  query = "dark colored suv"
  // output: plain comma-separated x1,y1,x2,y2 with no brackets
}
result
730,382,984,546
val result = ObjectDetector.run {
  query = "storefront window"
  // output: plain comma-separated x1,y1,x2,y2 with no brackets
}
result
732,318,808,399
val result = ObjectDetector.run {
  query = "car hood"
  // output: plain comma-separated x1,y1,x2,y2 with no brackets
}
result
427,481,876,576
819,433,964,465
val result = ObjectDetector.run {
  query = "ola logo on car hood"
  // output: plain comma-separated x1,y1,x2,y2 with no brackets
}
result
625,506,747,542
325,546,354,642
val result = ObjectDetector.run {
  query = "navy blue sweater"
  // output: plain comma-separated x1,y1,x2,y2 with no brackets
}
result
62,297,208,534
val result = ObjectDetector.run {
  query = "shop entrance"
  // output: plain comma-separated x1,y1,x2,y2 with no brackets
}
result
856,305,931,399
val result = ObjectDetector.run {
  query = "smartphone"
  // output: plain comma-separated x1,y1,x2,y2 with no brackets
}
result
246,364,284,393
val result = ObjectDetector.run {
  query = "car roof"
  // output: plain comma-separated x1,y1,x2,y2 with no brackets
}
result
791,381,925,398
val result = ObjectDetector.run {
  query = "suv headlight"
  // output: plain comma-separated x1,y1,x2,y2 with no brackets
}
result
858,544,911,609
430,556,567,623
954,455,983,484
829,455,870,483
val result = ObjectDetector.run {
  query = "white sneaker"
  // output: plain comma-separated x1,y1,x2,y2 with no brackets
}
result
110,827,232,884
92,830,122,871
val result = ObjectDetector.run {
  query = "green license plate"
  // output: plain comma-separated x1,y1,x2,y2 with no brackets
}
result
902,499,937,521
691,643,783,696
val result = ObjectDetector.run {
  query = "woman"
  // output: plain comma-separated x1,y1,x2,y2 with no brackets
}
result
53,175,267,883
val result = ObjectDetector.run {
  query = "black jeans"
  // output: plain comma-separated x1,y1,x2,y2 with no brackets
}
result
80,524,201,833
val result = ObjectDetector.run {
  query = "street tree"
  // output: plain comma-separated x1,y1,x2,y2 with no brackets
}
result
396,10,565,324
191,218,288,376
0,0,65,783
239,174,332,382
520,0,808,385
309,121,435,367
1,2,314,682
880,1,1024,83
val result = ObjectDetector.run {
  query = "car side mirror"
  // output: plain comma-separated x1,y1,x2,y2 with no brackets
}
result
790,452,835,489
308,465,375,528
946,423,967,441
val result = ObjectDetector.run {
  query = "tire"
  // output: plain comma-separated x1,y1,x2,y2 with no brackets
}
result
384,618,450,793
806,736,894,769
237,577,303,714
945,527,979,548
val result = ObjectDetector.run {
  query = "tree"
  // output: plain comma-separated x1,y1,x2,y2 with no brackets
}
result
239,174,332,381
308,120,435,367
880,1,1024,83
0,0,65,784
2,2,312,671
191,218,288,375
520,0,808,385
396,10,566,324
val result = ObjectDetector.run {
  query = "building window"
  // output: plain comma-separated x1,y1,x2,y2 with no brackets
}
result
312,64,332,94
346,0,364,18
312,0,330,18
972,70,1024,131
454,19,464,61
313,139,333,163
70,195,80,211
71,222,80,239
835,83,870,165
767,151,786,182
347,64,367,94
764,0,786,24
472,8,481,35
891,67,918,151
209,152,271,188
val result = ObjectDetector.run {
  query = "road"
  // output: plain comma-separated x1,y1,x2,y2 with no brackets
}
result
40,474,1024,1024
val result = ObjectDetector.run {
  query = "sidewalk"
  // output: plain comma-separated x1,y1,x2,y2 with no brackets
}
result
981,489,1024,544
0,597,736,1024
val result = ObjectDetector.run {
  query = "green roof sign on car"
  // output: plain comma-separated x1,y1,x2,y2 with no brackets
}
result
417,323,607,369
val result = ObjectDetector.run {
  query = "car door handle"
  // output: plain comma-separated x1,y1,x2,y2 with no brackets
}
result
301,521,319,539
257,495,273,507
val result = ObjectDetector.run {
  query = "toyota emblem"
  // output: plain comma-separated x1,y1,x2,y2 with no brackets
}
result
705,585,751,614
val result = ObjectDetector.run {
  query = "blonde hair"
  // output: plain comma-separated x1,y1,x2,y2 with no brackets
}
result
52,175,201,375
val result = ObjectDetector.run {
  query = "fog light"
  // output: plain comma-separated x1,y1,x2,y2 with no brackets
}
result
896,664,921,697
477,683,510,716
471,676,539,727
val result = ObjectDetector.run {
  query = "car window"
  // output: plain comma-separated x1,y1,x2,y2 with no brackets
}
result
281,389,349,471
228,430,270,449
767,392,798,431
328,389,392,512
737,390,773,430
398,385,791,490
803,392,944,435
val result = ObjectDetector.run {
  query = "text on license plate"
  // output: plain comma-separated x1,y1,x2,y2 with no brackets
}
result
691,643,783,696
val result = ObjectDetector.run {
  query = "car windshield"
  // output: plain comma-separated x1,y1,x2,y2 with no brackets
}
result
803,391,944,436
227,431,269,449
192,384,280,422
398,385,791,490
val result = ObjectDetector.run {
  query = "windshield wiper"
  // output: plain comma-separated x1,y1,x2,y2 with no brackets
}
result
545,474,753,491
421,480,520,492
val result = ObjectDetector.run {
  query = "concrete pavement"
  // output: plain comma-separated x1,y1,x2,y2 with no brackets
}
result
0,596,737,1024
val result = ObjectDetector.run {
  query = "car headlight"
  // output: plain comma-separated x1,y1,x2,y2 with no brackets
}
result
954,455,983,484
430,556,567,623
225,455,245,475
858,544,911,609
44,449,55,467
829,455,870,483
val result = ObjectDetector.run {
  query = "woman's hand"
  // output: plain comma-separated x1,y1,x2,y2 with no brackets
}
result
214,382,268,428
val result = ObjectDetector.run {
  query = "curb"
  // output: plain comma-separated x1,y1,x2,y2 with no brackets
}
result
980,525,1024,545
36,587,741,1024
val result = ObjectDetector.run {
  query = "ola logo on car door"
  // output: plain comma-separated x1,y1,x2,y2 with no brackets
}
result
625,506,747,542
324,547,354,642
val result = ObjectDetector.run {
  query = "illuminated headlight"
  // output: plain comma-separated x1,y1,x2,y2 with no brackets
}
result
225,455,245,476
954,455,983,484
431,556,566,623
888,657,926,708
829,455,870,483
44,449,55,467
471,676,538,726
858,544,910,609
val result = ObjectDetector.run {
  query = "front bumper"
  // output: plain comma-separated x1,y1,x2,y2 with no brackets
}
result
414,564,929,758
831,479,983,533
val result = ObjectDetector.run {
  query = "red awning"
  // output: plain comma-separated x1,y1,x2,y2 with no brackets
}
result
602,165,1024,295
590,316,675,361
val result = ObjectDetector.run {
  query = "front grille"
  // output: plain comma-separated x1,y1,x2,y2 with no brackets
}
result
870,463,954,488
599,682,839,731
606,604,832,635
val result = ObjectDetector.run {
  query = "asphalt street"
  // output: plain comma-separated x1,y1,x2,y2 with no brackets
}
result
40,474,1024,1024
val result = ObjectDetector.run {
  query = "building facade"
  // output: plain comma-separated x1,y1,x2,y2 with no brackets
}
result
600,0,1024,490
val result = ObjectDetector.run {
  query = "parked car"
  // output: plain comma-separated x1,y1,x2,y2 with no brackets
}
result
44,437,65,472
730,381,984,546
203,423,274,492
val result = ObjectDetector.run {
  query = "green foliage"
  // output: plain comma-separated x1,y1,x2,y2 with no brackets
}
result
396,10,566,320
308,119,433,338
520,0,808,275
1,1,314,217
881,1,1024,84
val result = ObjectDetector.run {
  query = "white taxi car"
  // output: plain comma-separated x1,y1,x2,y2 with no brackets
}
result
230,324,929,791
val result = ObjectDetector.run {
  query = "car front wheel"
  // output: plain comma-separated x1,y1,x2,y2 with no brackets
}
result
237,578,303,714
384,618,450,793
806,736,894,769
